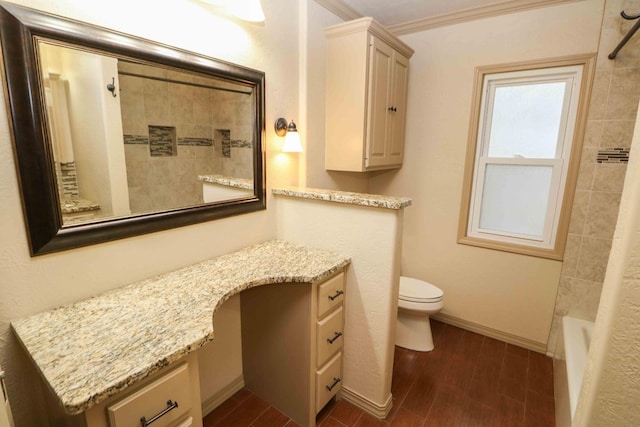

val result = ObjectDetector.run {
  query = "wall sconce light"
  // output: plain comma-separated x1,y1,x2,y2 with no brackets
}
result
275,118,303,153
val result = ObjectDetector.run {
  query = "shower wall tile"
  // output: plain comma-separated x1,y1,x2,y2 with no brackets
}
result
576,147,598,190
597,147,630,163
557,277,603,321
118,67,254,214
576,237,613,283
568,190,590,235
59,161,79,199
583,191,622,239
144,93,172,124
123,135,149,145
149,125,176,157
549,0,640,354
606,68,640,120
587,69,611,121
561,234,582,277
592,163,628,192
601,120,636,148
177,137,213,146
583,120,604,147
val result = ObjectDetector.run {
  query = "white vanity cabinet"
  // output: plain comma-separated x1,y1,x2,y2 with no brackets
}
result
84,353,202,427
325,18,414,172
241,271,346,427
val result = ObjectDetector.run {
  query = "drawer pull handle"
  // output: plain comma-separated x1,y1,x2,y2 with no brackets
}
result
326,377,341,392
140,400,179,427
328,290,344,301
327,331,343,344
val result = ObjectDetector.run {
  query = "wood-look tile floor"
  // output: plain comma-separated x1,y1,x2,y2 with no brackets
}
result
203,320,555,427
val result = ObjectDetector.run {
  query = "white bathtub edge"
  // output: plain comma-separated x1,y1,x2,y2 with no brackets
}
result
554,316,594,426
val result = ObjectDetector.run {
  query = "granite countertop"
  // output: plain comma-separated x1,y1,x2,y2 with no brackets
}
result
11,240,350,415
273,186,412,210
60,198,101,214
198,174,254,190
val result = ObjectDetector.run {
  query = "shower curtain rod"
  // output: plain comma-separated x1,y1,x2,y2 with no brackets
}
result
608,10,640,59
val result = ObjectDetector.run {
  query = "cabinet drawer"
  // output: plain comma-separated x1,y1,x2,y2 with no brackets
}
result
317,273,344,318
317,306,343,367
107,363,191,427
315,352,342,413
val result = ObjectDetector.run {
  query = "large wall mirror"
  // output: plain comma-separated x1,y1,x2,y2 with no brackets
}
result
0,2,265,256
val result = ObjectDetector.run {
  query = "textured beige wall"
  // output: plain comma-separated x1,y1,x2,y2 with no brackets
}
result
547,0,640,353
275,195,403,413
369,0,606,346
0,0,301,425
574,98,640,426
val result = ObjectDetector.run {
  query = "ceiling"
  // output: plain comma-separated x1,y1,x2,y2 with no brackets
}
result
317,0,573,34
340,0,506,27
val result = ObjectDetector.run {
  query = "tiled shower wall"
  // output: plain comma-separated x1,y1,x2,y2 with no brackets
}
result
548,0,640,353
118,61,254,214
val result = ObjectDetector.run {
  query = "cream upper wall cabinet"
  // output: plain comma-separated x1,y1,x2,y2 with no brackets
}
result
325,18,414,172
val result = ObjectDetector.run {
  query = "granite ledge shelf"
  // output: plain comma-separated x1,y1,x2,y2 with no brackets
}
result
198,174,253,190
11,240,349,415
273,186,412,210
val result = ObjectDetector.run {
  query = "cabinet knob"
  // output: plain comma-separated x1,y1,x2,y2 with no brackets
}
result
388,106,397,112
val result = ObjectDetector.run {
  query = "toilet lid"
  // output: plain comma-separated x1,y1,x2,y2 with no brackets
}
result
399,276,443,303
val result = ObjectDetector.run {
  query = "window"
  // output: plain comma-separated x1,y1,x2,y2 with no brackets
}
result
459,57,594,260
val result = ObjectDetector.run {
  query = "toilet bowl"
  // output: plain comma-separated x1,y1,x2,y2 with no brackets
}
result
395,276,444,352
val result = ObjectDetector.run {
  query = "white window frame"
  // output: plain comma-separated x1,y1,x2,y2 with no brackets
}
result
459,57,594,260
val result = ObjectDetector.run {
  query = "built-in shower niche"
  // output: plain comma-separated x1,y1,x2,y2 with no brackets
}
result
217,129,231,158
149,125,177,157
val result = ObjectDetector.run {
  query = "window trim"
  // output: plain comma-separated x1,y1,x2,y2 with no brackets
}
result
458,55,596,260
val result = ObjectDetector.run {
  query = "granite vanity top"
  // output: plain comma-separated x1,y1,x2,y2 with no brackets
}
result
60,198,100,214
273,186,412,210
11,240,349,415
198,174,253,190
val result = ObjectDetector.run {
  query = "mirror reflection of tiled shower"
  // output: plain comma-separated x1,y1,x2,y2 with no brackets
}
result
118,60,255,214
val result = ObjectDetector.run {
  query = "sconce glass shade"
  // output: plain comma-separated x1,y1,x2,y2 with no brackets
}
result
283,130,303,153
276,118,303,152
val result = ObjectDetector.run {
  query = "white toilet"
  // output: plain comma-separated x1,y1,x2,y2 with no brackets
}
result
395,276,444,352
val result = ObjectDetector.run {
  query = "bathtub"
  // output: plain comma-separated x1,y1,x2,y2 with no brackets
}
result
553,316,594,427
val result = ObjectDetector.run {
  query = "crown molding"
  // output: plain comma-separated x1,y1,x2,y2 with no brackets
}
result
312,0,362,21
325,17,415,58
313,0,582,36
388,0,582,35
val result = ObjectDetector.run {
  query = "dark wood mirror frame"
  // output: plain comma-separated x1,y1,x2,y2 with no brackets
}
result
0,2,266,256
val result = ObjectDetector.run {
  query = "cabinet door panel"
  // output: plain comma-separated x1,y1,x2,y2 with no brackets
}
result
365,36,393,168
388,53,410,165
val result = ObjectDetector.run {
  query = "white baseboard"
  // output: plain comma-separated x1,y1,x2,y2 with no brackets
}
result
201,375,245,416
338,386,393,419
432,313,548,354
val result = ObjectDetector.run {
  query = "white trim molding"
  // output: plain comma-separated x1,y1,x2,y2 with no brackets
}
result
312,0,362,21
201,375,245,416
433,313,548,354
315,0,582,36
388,0,582,35
339,386,393,419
